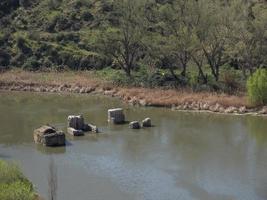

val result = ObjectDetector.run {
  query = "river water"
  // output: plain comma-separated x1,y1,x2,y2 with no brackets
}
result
0,91,266,200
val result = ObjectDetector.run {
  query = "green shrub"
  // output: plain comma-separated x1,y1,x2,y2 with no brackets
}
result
247,68,267,105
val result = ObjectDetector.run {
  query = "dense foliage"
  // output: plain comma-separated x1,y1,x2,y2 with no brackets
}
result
0,0,266,93
0,160,35,200
247,68,267,105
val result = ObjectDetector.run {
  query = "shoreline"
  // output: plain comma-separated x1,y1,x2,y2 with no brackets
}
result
0,70,266,116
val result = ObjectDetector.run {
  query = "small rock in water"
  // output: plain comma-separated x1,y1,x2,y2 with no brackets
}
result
129,121,141,129
67,127,84,136
83,123,99,133
142,118,152,127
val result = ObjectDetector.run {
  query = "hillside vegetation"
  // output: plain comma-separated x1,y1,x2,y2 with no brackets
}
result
0,0,266,95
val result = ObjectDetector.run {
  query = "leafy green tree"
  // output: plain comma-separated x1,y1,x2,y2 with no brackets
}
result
157,1,195,78
193,0,230,81
226,0,267,78
99,0,146,77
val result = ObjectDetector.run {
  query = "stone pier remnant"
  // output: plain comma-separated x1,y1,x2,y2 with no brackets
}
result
33,125,65,146
142,118,152,127
108,108,125,124
67,115,98,135
68,115,85,130
129,121,141,129
67,127,84,136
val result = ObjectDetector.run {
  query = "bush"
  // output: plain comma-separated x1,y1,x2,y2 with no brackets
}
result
247,68,267,105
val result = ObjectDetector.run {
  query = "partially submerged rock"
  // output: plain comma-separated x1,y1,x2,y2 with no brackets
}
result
129,121,141,129
108,108,125,124
142,118,152,127
67,127,84,136
88,124,99,133
33,125,65,146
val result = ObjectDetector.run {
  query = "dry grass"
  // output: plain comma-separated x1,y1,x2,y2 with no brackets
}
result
0,69,250,108
117,87,250,108
0,69,101,87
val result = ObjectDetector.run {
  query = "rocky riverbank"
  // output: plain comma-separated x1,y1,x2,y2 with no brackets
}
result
0,70,266,116
0,80,266,116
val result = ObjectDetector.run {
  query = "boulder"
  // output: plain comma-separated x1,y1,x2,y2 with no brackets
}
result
108,108,125,124
68,115,84,130
83,123,99,133
33,125,65,146
67,127,84,136
129,121,141,129
225,106,238,113
259,106,267,114
239,106,247,114
142,118,152,127
88,124,99,133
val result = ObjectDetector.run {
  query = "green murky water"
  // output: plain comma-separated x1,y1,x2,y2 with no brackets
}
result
0,91,266,200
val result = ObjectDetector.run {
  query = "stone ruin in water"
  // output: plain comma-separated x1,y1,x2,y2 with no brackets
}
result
108,108,125,124
33,125,65,146
67,115,98,136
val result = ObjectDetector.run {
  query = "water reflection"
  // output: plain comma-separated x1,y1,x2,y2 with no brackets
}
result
0,91,266,200
246,116,267,144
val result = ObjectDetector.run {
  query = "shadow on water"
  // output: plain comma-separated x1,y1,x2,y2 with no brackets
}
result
36,145,67,155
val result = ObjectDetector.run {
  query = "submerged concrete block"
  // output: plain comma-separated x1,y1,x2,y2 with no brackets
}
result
33,125,65,146
129,121,141,129
108,108,125,124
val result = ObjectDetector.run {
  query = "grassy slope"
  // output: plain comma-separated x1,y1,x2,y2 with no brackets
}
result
0,160,38,200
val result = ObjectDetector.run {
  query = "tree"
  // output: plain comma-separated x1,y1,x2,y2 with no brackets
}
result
158,1,195,78
99,0,145,77
194,0,229,81
226,0,267,78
